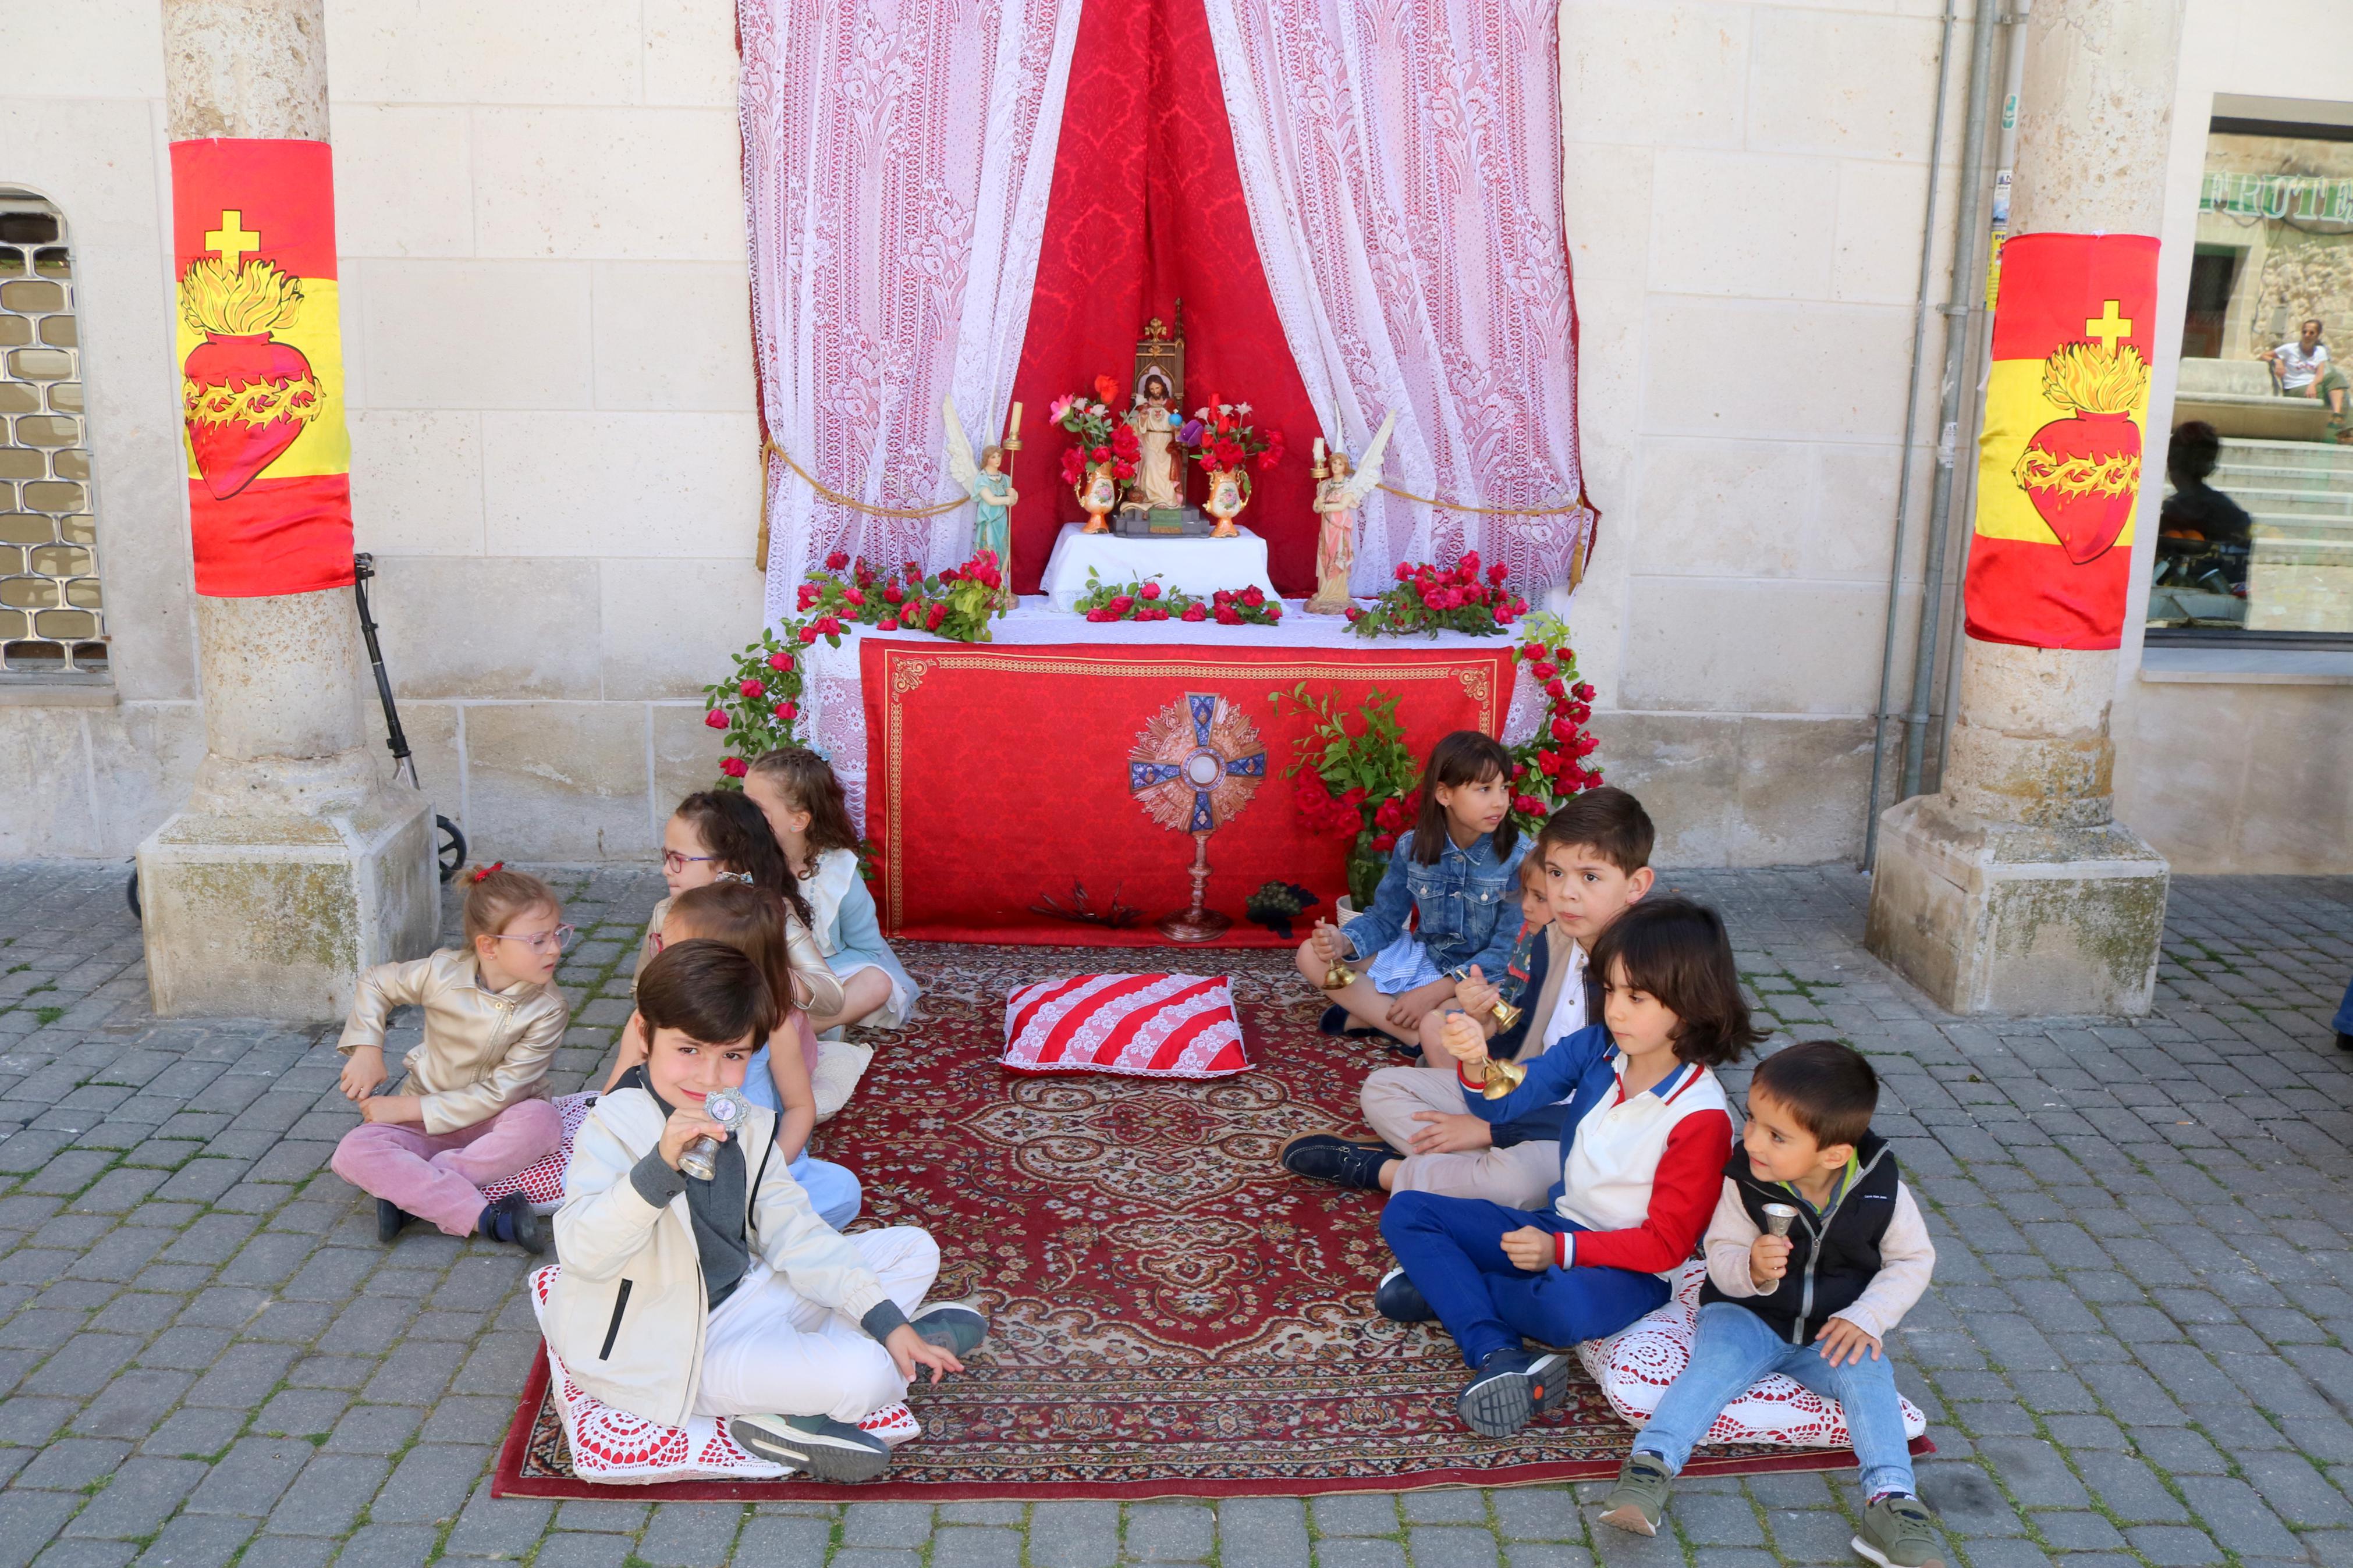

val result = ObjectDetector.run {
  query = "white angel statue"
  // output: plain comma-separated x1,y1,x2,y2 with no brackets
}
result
944,396,1018,609
1306,411,1396,614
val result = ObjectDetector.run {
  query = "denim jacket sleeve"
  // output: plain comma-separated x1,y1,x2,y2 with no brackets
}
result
1464,1022,1611,1124
1339,833,1418,961
1463,839,1530,978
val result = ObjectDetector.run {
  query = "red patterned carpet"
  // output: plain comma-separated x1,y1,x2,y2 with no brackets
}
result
499,945,1878,1499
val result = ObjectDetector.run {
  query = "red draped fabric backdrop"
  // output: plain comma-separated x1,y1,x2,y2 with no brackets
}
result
1006,0,1322,596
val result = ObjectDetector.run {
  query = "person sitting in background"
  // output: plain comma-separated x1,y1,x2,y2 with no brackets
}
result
2155,420,2253,602
2260,318,2351,440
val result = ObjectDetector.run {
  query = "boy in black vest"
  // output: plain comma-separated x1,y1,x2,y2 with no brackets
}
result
1598,1041,1945,1568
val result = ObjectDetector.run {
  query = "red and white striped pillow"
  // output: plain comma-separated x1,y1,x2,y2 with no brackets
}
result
1003,973,1249,1079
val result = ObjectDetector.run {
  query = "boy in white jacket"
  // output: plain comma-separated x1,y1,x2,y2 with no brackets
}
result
546,939,982,1481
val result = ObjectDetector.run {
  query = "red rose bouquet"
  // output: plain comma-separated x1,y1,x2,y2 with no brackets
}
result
1051,377,1142,486
1072,571,1283,625
700,628,807,785
1270,682,1422,906
1503,612,1602,834
1344,550,1528,638
792,549,1008,646
1176,395,1284,474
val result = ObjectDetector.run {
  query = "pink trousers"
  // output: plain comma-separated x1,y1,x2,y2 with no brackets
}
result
331,1098,563,1237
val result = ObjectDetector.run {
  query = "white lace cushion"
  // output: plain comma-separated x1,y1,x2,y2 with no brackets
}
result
1577,1261,1928,1449
479,1091,598,1211
526,1267,922,1484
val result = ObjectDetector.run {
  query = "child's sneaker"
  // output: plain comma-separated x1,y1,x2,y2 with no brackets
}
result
376,1198,413,1245
1596,1451,1674,1535
1374,1268,1435,1323
1854,1494,1946,1568
911,1304,988,1356
1280,1133,1394,1190
730,1412,891,1482
478,1192,548,1254
1455,1346,1570,1437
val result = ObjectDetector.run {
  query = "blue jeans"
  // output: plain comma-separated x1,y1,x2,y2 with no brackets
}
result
2334,974,2353,1037
1635,1300,1915,1498
1380,1192,1671,1369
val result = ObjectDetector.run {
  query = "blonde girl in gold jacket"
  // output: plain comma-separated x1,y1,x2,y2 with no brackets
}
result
332,866,572,1251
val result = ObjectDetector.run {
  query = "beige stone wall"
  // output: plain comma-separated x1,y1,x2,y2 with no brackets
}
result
1553,0,1961,865
0,0,740,861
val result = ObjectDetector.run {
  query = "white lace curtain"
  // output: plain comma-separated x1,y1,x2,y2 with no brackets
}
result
739,0,1083,624
1199,0,1595,593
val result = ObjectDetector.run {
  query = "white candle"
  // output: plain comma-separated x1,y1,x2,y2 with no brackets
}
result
1312,436,1325,465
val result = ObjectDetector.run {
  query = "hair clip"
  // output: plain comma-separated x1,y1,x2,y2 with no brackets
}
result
469,861,505,884
714,870,754,884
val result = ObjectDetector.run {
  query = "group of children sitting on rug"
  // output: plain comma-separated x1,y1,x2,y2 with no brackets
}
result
1286,735,1944,1568
317,716,1943,1551
329,749,954,1481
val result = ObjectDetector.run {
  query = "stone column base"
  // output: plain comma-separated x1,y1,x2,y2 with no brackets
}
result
1866,794,2169,1016
137,788,438,1021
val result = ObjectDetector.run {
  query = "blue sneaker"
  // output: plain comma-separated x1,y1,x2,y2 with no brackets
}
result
1375,1268,1434,1322
1456,1346,1571,1437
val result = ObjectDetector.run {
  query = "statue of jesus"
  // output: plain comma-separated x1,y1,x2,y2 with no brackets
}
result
1124,372,1184,513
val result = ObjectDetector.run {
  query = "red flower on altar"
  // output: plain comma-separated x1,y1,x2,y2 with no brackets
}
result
1108,595,1133,615
1489,563,1509,585
1181,603,1208,623
1513,793,1544,815
883,582,905,605
703,709,728,730
878,617,900,631
1113,461,1135,479
797,625,818,644
1061,449,1085,484
773,699,797,721
739,677,765,700
1090,445,1112,465
1530,660,1555,681
1371,832,1397,852
825,550,849,571
1522,641,1546,660
1574,682,1595,701
843,587,865,607
1213,440,1244,470
1492,603,1513,625
1112,424,1141,460
926,603,946,630
720,756,748,778
1094,374,1120,406
797,584,819,611
767,650,794,671
1214,605,1243,624
1140,581,1160,600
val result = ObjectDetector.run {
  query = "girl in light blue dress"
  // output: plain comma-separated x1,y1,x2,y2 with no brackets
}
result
744,748,919,1039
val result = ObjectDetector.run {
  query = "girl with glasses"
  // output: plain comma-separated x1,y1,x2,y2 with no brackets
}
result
331,864,574,1253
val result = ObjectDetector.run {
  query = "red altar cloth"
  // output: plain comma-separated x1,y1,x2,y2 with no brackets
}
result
861,638,1518,946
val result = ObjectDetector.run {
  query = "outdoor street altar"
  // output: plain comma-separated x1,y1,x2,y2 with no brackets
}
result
792,604,1550,947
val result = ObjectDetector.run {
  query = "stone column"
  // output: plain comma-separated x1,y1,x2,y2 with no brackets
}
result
137,0,436,1018
1866,0,2178,1016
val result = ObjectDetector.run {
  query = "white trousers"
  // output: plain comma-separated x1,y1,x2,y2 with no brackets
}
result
693,1226,938,1424
1360,1064,1562,1208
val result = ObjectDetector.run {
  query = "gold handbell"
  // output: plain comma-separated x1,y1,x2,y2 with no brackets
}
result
1322,958,1360,991
1488,997,1525,1034
1481,1055,1528,1101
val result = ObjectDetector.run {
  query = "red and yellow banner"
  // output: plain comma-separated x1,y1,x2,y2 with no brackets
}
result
1964,232,2159,650
170,138,354,597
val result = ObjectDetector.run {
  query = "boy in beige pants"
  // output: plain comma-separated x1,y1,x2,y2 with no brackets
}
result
1283,788,1656,1205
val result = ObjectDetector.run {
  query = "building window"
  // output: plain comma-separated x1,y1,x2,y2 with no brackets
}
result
0,190,105,677
2155,113,2353,642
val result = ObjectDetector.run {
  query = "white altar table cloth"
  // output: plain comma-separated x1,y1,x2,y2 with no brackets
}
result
1037,522,1282,612
796,599,1546,833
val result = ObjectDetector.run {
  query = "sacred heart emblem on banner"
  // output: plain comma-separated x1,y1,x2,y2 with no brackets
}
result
178,219,325,501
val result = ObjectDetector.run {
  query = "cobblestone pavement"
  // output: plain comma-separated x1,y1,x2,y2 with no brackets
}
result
1,861,2351,1568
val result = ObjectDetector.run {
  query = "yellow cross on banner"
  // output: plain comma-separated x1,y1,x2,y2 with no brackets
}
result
203,209,261,268
2084,298,2132,350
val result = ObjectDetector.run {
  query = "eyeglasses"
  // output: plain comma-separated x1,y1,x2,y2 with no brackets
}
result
492,925,577,954
661,850,720,873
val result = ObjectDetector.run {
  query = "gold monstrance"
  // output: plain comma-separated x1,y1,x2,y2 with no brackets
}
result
1128,693,1266,942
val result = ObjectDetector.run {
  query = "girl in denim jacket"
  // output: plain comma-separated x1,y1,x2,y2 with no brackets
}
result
1301,731,1529,1047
